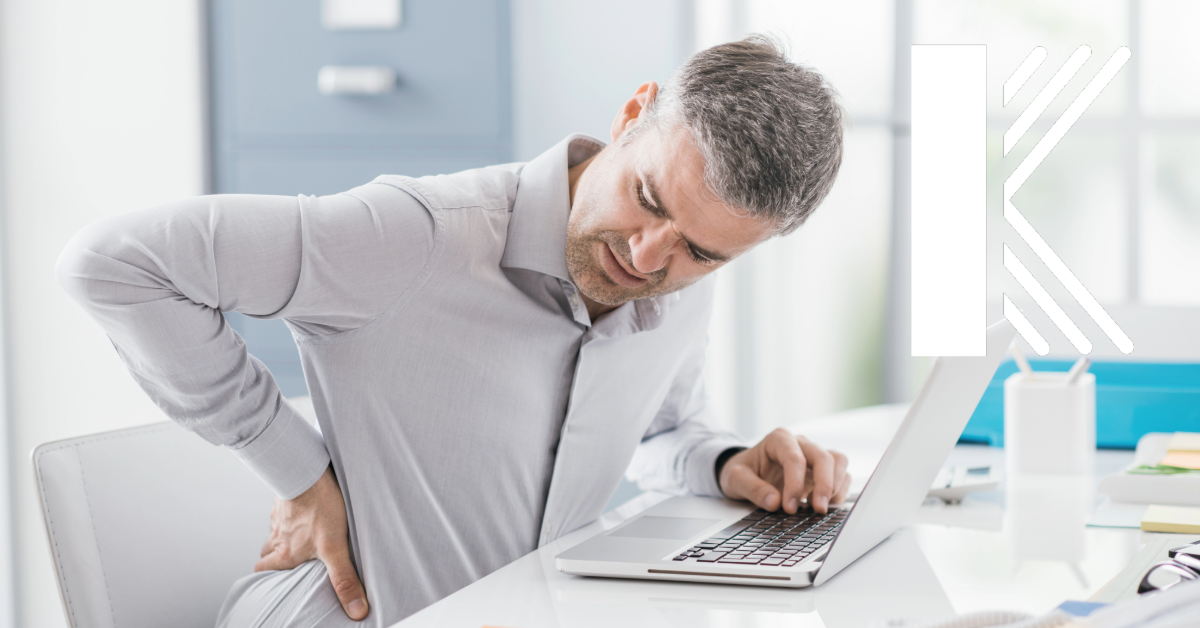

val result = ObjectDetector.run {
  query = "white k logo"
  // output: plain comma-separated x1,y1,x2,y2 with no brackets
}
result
910,45,1136,357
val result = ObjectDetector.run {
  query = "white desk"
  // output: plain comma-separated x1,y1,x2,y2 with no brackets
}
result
396,404,1148,628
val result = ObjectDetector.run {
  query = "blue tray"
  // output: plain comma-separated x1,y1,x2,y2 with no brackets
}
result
961,360,1200,449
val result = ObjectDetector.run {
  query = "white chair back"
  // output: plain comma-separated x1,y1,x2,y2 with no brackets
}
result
33,421,274,628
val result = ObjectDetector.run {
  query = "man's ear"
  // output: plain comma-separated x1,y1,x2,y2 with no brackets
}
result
610,82,659,144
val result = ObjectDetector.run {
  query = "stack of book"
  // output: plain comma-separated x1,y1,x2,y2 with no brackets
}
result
1099,432,1200,533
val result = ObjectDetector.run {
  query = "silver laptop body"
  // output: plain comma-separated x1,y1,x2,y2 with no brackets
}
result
556,319,1016,588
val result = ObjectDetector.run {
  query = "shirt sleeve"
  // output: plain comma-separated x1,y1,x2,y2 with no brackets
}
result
55,182,434,499
624,331,745,497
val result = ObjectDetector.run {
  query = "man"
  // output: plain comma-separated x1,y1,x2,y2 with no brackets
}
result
58,36,849,627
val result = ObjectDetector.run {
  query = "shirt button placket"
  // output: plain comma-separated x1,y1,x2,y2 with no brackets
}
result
561,280,588,325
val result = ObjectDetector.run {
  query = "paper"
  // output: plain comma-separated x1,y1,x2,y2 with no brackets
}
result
1160,451,1200,470
1088,499,1148,528
1141,505,1200,534
1168,432,1200,453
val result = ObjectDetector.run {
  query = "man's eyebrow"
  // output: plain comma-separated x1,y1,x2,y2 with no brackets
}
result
643,173,732,264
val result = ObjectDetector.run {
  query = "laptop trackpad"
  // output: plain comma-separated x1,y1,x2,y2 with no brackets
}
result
609,516,720,540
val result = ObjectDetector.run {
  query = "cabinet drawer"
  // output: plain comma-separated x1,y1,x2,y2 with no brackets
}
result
211,0,509,146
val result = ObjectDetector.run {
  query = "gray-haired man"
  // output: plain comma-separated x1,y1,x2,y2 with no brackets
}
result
58,37,850,627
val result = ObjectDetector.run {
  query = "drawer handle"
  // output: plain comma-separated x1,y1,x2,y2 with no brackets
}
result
317,66,396,95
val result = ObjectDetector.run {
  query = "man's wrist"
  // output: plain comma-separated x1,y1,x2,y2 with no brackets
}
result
713,446,746,493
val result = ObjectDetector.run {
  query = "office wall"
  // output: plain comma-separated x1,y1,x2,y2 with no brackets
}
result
510,0,691,161
0,1,206,626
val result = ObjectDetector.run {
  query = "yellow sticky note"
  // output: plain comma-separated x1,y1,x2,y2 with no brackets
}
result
1141,505,1200,534
1168,432,1200,452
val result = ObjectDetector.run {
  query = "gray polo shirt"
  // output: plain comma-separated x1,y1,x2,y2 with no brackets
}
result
57,134,743,625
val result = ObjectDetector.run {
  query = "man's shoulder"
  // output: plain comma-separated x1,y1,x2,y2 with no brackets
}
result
369,163,524,214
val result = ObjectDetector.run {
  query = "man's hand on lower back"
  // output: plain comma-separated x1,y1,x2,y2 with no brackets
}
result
256,465,369,621
718,428,852,515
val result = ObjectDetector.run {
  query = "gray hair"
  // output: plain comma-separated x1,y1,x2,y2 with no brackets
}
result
629,35,845,235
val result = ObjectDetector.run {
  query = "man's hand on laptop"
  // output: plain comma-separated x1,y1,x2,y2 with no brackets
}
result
718,429,850,514
255,465,369,621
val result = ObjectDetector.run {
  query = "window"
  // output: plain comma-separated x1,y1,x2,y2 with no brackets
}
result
705,0,895,436
706,0,1200,439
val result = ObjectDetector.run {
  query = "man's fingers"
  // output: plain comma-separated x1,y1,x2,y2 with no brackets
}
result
725,464,781,511
797,439,836,513
262,497,283,558
833,472,852,504
764,429,807,514
321,542,369,621
828,451,851,504
254,550,291,573
829,450,849,503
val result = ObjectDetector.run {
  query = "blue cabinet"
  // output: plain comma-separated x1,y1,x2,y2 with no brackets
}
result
209,0,512,395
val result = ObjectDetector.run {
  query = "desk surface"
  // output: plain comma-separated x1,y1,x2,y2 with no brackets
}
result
396,404,1151,628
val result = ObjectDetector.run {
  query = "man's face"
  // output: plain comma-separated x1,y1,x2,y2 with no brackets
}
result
566,121,774,308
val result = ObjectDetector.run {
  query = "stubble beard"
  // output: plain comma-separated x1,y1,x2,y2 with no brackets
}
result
565,196,697,307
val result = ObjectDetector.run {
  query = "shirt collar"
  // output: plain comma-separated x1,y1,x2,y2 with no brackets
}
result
500,134,606,280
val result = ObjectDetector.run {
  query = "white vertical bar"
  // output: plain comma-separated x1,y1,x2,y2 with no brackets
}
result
911,44,986,356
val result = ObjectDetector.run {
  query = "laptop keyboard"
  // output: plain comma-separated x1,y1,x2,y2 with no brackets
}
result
671,507,848,567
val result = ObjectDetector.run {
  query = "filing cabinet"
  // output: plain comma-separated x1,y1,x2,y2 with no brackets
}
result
209,0,512,395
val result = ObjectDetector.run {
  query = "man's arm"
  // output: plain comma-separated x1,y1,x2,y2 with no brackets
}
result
57,188,430,493
627,329,850,513
713,446,746,486
625,333,746,497
56,184,433,619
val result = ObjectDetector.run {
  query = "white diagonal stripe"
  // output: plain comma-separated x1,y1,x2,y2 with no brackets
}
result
1004,46,1049,107
1003,245,1092,354
1005,47,1130,195
1004,202,1133,353
1003,46,1090,155
1002,46,1134,355
1003,294,1050,355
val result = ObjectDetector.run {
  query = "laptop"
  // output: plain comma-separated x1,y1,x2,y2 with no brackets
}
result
556,319,1016,588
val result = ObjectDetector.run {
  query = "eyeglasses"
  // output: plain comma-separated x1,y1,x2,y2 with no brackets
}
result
1138,542,1200,594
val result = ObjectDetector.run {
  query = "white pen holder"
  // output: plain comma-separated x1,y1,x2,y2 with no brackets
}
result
1004,371,1096,475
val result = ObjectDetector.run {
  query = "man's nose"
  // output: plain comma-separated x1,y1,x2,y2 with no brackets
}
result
628,221,677,274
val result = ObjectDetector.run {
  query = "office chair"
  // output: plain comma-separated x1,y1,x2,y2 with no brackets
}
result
32,411,291,628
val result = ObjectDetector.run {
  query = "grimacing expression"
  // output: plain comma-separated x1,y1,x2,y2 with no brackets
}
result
565,123,775,307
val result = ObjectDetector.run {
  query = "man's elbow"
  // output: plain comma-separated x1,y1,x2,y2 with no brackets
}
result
56,217,127,308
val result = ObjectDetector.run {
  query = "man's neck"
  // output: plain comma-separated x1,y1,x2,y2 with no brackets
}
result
567,155,620,321
581,293,617,321
567,156,593,198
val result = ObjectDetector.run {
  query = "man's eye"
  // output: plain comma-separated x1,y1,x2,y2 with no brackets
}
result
636,183,663,216
689,248,716,265
636,181,714,265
